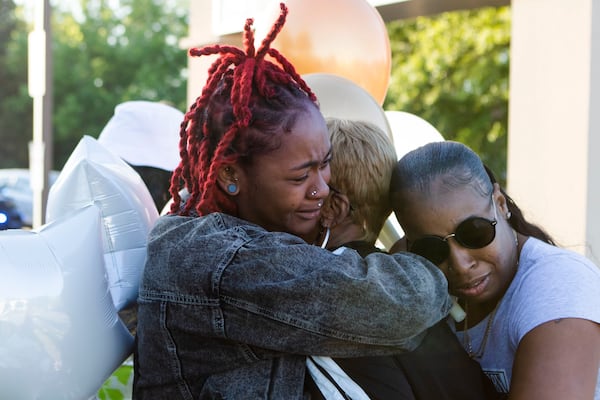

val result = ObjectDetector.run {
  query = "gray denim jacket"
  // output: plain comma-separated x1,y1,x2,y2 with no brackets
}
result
133,213,452,399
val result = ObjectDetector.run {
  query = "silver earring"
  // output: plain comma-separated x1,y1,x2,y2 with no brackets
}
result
506,211,512,219
310,189,318,197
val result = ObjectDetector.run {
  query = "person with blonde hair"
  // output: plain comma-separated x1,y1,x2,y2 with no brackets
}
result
320,118,397,251
311,119,501,400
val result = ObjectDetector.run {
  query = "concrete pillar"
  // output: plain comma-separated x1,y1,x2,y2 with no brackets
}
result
508,0,600,262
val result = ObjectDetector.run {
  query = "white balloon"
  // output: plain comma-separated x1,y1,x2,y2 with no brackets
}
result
385,110,445,160
303,73,393,142
379,111,445,250
0,205,133,399
46,135,159,311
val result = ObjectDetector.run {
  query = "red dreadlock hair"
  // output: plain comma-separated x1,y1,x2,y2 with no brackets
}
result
169,3,319,217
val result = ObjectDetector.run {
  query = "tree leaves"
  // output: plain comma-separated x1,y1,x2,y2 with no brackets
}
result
385,7,510,183
1,2,510,182
0,0,188,170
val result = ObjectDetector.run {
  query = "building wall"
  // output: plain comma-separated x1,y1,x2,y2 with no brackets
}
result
508,0,600,263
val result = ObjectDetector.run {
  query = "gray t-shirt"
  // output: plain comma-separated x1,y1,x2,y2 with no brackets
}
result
455,237,600,397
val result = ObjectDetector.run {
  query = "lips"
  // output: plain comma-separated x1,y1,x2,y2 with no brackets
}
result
297,202,323,220
454,274,490,298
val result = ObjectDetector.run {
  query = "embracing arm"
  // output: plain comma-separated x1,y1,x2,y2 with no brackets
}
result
143,215,452,356
509,318,600,400
220,248,453,355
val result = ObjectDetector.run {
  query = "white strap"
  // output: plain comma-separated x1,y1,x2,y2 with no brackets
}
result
306,356,371,400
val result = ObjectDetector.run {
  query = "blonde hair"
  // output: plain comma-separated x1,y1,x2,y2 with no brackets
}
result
326,118,397,244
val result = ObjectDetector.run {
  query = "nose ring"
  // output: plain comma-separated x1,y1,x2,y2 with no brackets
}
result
311,190,318,197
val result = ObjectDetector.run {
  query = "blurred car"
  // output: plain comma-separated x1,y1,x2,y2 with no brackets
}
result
0,168,60,227
0,192,23,230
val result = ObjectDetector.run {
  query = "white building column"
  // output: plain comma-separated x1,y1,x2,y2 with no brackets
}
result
508,0,600,263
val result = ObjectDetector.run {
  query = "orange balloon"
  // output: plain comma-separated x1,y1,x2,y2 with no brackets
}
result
256,0,391,104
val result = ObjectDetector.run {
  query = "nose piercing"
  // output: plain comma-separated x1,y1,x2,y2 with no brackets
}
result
311,189,318,197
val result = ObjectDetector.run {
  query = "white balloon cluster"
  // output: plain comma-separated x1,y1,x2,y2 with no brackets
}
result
0,136,159,399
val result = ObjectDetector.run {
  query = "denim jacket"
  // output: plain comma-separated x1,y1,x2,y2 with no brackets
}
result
133,213,452,399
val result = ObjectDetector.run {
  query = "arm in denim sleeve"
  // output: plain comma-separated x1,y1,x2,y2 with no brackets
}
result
141,215,452,357
217,232,452,356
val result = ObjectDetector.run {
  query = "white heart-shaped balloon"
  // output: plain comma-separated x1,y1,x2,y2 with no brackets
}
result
0,205,133,399
46,135,159,311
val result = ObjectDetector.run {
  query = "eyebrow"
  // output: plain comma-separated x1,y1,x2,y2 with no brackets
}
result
290,147,332,171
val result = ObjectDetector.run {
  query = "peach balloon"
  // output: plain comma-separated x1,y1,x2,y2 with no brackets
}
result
256,0,391,104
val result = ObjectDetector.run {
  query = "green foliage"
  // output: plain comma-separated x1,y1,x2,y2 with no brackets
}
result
97,362,133,400
51,0,189,168
1,3,510,177
0,0,189,170
385,6,511,183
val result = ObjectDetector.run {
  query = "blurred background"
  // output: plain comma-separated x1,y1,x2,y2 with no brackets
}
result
1,1,599,399
2,0,599,265
0,0,510,222
1,0,511,175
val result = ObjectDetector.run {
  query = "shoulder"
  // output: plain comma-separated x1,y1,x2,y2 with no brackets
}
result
505,238,600,342
150,212,264,240
150,213,325,258
519,237,600,280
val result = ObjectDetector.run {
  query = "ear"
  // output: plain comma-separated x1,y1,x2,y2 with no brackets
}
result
492,182,509,219
216,165,240,196
321,191,352,229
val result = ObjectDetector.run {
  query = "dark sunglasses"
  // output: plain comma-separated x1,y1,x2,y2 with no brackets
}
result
408,198,498,266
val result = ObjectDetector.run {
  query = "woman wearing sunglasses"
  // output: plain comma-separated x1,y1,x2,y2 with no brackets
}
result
390,141,600,400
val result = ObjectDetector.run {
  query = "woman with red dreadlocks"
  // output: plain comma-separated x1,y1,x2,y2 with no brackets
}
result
133,4,452,399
